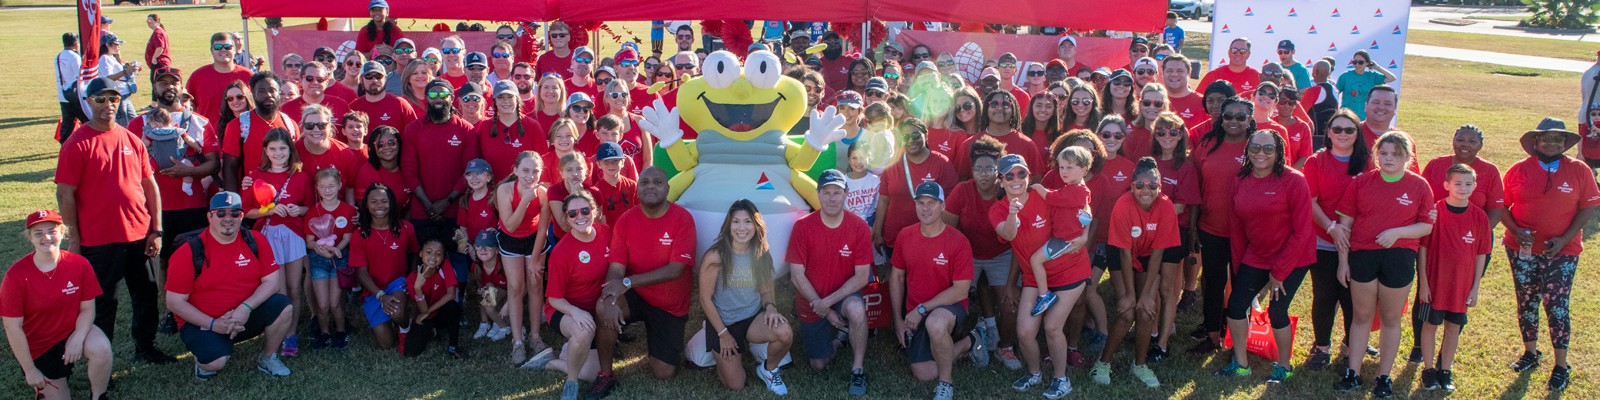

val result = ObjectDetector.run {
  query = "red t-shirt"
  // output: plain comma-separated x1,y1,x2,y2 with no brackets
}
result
408,267,458,318
479,261,508,288
1337,171,1436,251
1279,117,1313,165
127,114,217,212
350,222,420,293
475,116,549,179
325,84,359,106
890,224,974,312
592,176,638,225
0,253,103,355
185,64,253,125
1583,124,1600,161
565,78,600,105
348,94,417,131
787,212,874,323
296,139,363,190
1193,138,1247,236
1123,126,1154,161
989,190,1090,287
355,164,415,216
165,231,279,327
1157,157,1203,225
878,154,959,248
924,127,968,160
1197,65,1261,95
1422,200,1491,313
1008,87,1032,116
547,183,599,239
455,191,498,242
956,131,1041,181
1302,151,1372,243
1502,157,1600,256
608,205,698,316
819,54,859,92
1229,170,1317,279
222,111,297,174
353,23,404,55
145,28,171,67
1421,156,1506,212
1107,194,1182,272
304,200,357,246
1360,122,1421,173
55,124,155,247
535,50,573,79
1168,91,1207,129
1090,157,1136,242
545,225,614,319
402,116,479,219
243,169,312,236
282,95,352,127
944,181,1009,260
626,85,662,115
542,151,593,187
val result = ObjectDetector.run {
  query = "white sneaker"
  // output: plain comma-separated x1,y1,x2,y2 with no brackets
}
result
257,354,291,377
521,346,556,370
489,326,510,341
473,323,491,339
755,365,790,395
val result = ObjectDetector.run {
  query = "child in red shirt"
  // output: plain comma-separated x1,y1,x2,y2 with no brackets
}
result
590,142,640,225
470,231,510,340
1416,164,1490,391
1024,147,1094,312
404,239,462,358
304,168,357,349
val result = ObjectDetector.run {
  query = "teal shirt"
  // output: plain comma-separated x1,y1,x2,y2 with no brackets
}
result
1336,70,1386,119
1285,62,1312,91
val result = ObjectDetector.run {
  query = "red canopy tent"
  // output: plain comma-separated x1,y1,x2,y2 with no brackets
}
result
868,0,1166,33
241,0,548,21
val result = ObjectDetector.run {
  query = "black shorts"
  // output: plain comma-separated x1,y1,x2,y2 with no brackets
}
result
180,294,292,364
497,230,537,257
550,310,600,350
31,338,72,380
1049,278,1090,293
1426,309,1469,326
1105,244,1181,273
1092,243,1121,271
905,304,969,364
1161,233,1195,264
623,290,687,366
1348,248,1418,289
704,316,755,354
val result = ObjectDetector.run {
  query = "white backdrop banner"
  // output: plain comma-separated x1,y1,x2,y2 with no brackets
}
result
1210,0,1411,92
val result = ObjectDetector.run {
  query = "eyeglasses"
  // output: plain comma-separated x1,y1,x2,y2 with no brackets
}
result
1132,181,1157,190
1069,98,1094,106
618,59,639,67
569,105,592,113
673,63,695,70
211,209,244,218
426,91,453,99
460,94,483,102
1154,128,1183,138
226,94,248,102
1002,170,1029,181
394,47,415,54
550,33,570,38
884,73,900,80
1111,80,1133,87
492,51,512,59
304,76,327,84
302,121,330,130
1135,69,1157,76
1351,60,1368,66
1227,48,1249,54
90,94,121,104
574,57,593,64
424,56,440,63
1027,71,1047,77
1141,99,1165,108
1222,113,1249,122
565,207,592,218
1101,132,1125,140
441,47,463,55
211,43,235,51
1247,143,1279,154
607,92,628,99
1328,126,1358,135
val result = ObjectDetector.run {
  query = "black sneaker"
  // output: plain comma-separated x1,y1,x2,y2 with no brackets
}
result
134,347,178,364
1188,325,1208,341
1366,345,1380,357
331,331,350,349
158,313,178,335
1407,347,1422,365
1187,338,1221,355
1332,369,1362,392
848,369,868,396
1177,290,1197,312
585,372,618,400
1145,345,1168,363
1305,347,1332,371
1549,365,1570,391
1511,350,1542,372
1421,368,1440,391
1372,375,1394,398
1438,369,1456,391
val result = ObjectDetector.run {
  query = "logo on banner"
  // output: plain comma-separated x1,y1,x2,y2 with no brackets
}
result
1331,8,1342,17
1288,8,1298,17
1220,24,1231,33
755,173,774,190
1328,42,1339,52
1393,26,1404,35
1264,25,1275,34
1374,8,1384,17
1388,60,1399,69
1308,25,1319,34
1370,40,1380,50
1351,25,1361,34
1244,7,1254,16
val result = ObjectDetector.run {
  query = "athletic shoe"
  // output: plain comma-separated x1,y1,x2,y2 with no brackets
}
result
968,328,990,367
1550,365,1570,391
281,334,299,357
311,332,331,350
585,372,617,400
1372,375,1394,398
522,346,556,370
1187,339,1221,355
488,325,509,341
1145,345,1168,364
1044,238,1072,260
1333,369,1363,392
1304,347,1332,371
755,365,789,395
932,381,954,400
158,313,178,335
1041,377,1072,399
474,323,492,339
194,362,218,381
1030,292,1058,316
1130,364,1160,387
1421,368,1440,390
1266,363,1293,384
997,347,1023,370
1407,347,1422,365
1011,373,1042,391
1187,325,1208,341
1090,361,1111,384
1083,329,1107,353
1438,369,1456,391
1215,360,1250,377
331,331,350,349
133,347,178,364
510,341,528,366
1065,348,1089,368
257,354,291,377
983,319,1000,350
560,380,581,400
1511,350,1542,372
1177,290,1197,312
447,346,464,360
1365,345,1380,357
848,369,867,396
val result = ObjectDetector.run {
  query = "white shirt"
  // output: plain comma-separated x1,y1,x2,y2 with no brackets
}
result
56,49,82,102
843,173,881,226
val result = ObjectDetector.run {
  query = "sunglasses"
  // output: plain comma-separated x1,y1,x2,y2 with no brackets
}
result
394,48,415,54
362,74,384,80
618,59,639,67
1256,91,1278,100
374,138,398,147
345,61,360,67
304,76,327,84
1111,80,1133,87
1228,48,1249,54
1247,143,1279,154
998,62,1018,68
376,59,394,65
1135,69,1157,76
987,100,1013,109
565,207,592,218
1070,98,1094,106
1222,113,1249,122
492,51,511,59
1003,170,1030,181
574,57,593,64
913,52,931,59
302,121,330,130
512,73,533,79
1262,71,1283,77
1132,181,1158,190
937,60,956,66
1027,71,1047,77
424,56,440,63
1141,99,1165,108
211,209,244,218
441,48,463,55
643,62,660,70
1154,128,1183,138
675,34,693,39
551,33,570,38
496,33,516,40
884,73,900,80
655,72,675,77
211,43,235,51
596,78,613,86
673,63,695,70
607,92,628,99
460,94,483,102
427,91,453,99
1352,60,1368,65
227,94,248,102
314,55,336,62
90,94,122,104
1328,126,1358,135
569,105,592,113
1101,132,1125,140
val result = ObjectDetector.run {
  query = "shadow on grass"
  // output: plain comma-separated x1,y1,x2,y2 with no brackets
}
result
0,116,55,131
0,152,56,165
1497,370,1534,400
0,168,54,183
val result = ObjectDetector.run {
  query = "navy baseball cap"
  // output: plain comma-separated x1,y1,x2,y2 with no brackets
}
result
465,52,487,68
464,158,491,174
493,80,517,97
1130,36,1149,50
84,77,118,96
1277,40,1295,51
210,192,243,211
818,169,847,190
595,142,626,161
457,82,483,99
998,154,1028,174
474,229,499,248
866,77,888,94
914,181,944,202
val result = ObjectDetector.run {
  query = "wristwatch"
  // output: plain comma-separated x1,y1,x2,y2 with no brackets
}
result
916,304,929,316
622,277,634,289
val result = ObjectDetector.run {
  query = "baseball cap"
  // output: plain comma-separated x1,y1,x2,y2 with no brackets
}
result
1057,36,1077,47
25,210,62,229
1109,68,1132,82
574,46,595,58
748,43,769,53
361,60,387,76
866,77,888,93
493,80,517,97
913,181,944,202
594,66,616,79
1130,36,1150,50
1091,67,1112,78
425,79,452,94
566,92,594,109
84,77,118,96
210,191,244,211
998,154,1028,174
313,46,336,58
465,52,487,68
979,67,1001,81
916,61,938,73
596,142,626,161
1133,57,1158,72
474,229,499,248
1046,59,1067,71
101,16,113,24
153,65,183,82
789,30,810,40
465,158,491,175
394,38,416,50
834,91,863,108
101,33,124,46
369,0,389,9
457,82,483,99
422,47,442,60
817,169,847,190
615,48,640,62
1277,40,1296,51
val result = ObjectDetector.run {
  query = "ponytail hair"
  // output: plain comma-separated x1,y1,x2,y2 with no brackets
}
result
1133,156,1161,182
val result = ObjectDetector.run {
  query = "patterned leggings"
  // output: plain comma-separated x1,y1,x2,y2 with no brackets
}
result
1508,250,1578,349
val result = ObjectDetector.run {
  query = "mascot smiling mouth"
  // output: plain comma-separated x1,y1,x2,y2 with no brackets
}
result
699,92,785,133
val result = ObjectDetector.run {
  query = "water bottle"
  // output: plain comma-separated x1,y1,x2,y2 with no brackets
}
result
1517,229,1534,262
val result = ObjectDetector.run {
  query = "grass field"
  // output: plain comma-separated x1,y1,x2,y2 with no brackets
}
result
1406,29,1599,62
0,5,1597,400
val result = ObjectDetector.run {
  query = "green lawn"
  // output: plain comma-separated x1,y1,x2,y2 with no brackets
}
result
1465,15,1529,23
1407,29,1599,62
0,6,1597,400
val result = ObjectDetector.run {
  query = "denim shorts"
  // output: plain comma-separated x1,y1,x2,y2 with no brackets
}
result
307,252,348,281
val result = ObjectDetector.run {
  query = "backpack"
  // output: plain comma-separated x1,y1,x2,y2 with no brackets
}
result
174,228,260,279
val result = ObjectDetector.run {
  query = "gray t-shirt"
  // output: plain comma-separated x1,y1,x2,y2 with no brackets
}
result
713,251,763,323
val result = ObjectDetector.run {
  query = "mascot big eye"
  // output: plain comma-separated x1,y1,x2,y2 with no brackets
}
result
637,50,847,276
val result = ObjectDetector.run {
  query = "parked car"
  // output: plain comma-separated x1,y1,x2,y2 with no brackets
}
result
1170,0,1213,21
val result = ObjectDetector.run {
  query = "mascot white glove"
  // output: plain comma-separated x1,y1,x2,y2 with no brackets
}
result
638,98,683,148
805,106,848,152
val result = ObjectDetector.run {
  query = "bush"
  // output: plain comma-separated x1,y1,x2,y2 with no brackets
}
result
1522,0,1600,29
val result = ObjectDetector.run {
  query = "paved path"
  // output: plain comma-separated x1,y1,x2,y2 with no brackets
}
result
1406,44,1592,73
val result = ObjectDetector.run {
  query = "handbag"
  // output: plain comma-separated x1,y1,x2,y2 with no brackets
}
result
861,272,893,329
1221,307,1298,362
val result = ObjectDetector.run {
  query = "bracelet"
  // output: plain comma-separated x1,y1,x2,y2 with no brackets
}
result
241,302,254,312
208,318,216,331
717,327,729,336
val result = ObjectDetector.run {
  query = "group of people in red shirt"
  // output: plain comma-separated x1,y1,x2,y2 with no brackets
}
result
10,10,1600,399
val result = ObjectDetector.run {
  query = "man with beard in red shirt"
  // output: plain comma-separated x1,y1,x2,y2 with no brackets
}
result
403,80,479,282
348,61,417,134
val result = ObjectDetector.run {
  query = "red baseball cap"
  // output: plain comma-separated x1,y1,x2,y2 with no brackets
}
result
26,210,62,229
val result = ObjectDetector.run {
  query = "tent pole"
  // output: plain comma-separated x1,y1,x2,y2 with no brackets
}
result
861,23,868,53
242,18,251,60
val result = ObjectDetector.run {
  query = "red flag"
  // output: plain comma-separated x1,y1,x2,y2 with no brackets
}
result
78,0,102,81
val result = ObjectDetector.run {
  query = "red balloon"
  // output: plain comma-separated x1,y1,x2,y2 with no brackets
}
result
249,181,278,207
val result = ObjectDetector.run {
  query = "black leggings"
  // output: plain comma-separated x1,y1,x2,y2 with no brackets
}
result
1310,250,1353,348
404,300,462,357
1226,265,1309,329
1199,231,1232,333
